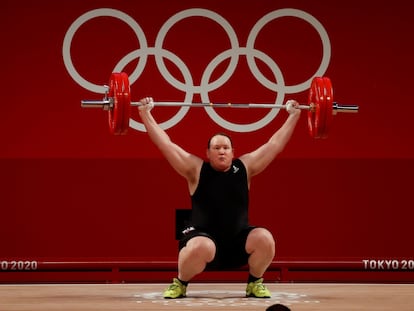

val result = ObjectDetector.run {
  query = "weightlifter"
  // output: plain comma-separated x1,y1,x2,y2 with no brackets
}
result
138,97,301,299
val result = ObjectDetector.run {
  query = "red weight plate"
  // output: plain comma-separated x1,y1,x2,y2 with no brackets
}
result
108,72,131,135
118,72,131,135
307,78,315,137
307,77,321,138
314,77,327,139
108,73,121,135
320,77,333,138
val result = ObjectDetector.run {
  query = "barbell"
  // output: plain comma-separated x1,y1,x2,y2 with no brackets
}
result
81,72,359,138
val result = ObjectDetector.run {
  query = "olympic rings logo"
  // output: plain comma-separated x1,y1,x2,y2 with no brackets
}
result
63,8,331,132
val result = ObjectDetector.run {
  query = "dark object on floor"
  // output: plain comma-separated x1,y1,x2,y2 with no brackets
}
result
266,303,291,311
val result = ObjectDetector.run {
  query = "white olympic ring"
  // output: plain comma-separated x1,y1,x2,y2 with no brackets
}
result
62,7,331,132
62,8,148,94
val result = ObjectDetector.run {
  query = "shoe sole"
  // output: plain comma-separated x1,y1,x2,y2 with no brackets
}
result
164,295,186,299
246,294,271,298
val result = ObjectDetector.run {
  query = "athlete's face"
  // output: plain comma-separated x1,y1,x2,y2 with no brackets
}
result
207,135,234,172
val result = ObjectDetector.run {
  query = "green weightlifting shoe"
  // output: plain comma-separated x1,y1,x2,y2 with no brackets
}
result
163,278,187,299
246,278,271,298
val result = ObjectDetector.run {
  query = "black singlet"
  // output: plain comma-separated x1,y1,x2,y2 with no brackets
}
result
190,159,249,240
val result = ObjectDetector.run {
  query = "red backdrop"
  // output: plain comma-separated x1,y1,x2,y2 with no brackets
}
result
1,0,413,281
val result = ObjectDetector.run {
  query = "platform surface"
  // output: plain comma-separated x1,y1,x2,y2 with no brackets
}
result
0,283,413,310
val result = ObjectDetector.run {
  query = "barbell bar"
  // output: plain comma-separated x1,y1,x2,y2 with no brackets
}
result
82,100,312,110
80,72,359,137
82,99,357,112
